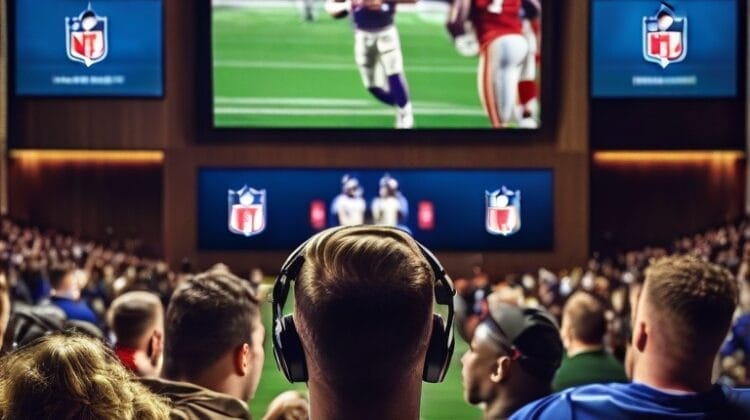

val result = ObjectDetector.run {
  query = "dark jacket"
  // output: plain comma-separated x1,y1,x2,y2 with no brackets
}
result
141,377,251,420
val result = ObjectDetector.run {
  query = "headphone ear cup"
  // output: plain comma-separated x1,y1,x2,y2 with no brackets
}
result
423,314,452,383
272,315,308,383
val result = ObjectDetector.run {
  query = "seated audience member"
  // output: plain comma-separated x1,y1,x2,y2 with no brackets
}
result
512,256,750,419
553,292,627,391
108,291,164,377
142,265,264,419
275,226,454,420
48,263,98,326
0,273,9,350
0,333,169,419
462,295,563,419
262,391,309,420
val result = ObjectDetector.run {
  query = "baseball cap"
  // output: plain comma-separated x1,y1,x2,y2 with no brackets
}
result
480,301,563,381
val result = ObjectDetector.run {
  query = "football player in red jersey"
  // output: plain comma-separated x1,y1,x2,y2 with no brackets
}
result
447,0,531,128
518,0,541,128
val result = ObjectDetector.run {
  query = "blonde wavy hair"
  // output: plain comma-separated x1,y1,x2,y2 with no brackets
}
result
295,226,434,397
0,333,170,419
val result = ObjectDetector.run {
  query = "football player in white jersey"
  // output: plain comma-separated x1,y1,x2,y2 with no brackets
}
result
331,175,367,226
325,0,417,128
371,174,408,227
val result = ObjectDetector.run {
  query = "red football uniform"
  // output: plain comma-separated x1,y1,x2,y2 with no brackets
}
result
470,0,523,50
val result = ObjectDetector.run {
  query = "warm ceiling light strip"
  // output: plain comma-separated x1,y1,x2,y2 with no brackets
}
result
9,150,164,163
593,151,745,164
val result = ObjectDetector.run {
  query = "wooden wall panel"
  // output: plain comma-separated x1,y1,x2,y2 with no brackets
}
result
591,158,746,254
8,0,591,277
8,160,163,254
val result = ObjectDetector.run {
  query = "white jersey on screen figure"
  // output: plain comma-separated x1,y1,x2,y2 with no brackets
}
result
332,175,367,226
372,174,407,226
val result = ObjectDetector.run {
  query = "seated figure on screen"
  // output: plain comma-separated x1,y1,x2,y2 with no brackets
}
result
371,173,408,227
447,0,533,127
331,175,367,226
325,0,416,129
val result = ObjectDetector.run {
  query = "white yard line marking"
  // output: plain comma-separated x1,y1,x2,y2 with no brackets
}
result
215,106,486,116
214,60,476,74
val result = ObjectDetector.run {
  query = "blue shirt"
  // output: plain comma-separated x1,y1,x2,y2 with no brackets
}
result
511,382,750,420
721,313,750,359
50,296,99,326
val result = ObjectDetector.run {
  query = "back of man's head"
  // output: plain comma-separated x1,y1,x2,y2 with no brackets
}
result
641,256,738,362
163,266,260,383
294,226,434,399
561,292,606,349
108,291,163,349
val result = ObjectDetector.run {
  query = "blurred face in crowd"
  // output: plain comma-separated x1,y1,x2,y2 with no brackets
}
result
462,324,502,405
0,274,9,349
245,317,265,400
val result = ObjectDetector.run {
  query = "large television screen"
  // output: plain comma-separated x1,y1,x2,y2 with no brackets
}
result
591,0,738,98
198,168,554,251
14,0,163,97
211,0,545,129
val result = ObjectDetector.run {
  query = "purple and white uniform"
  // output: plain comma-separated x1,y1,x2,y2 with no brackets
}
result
352,1,405,89
352,2,395,31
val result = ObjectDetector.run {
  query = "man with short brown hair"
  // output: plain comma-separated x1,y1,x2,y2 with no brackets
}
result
108,291,164,377
142,265,264,419
512,256,750,419
553,292,626,391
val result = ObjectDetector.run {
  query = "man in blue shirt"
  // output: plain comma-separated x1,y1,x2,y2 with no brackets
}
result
512,256,750,419
48,263,98,326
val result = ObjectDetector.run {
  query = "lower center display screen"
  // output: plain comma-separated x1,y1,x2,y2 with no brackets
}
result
198,168,553,251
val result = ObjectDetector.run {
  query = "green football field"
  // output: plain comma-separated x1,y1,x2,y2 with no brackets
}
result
212,5,490,128
250,295,481,419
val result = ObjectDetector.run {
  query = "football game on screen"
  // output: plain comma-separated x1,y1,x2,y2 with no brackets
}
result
211,0,543,129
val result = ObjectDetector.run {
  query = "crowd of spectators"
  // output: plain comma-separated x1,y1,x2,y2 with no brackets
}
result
455,216,750,388
1,215,750,419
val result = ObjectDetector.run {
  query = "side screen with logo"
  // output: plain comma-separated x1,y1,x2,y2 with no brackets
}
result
197,168,554,251
13,0,163,97
591,0,738,98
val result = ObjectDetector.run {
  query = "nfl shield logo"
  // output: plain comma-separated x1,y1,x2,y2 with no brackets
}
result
228,186,266,237
486,187,521,236
66,4,108,67
643,2,687,69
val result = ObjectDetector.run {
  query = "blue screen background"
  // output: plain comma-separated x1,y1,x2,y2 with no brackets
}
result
198,168,554,251
14,0,163,96
591,0,737,97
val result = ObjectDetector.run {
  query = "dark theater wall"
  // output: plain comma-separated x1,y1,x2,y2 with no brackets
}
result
591,156,746,255
8,159,163,253
8,1,591,277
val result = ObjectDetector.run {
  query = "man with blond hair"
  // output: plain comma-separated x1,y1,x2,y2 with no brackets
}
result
553,291,626,391
512,256,750,419
272,225,454,420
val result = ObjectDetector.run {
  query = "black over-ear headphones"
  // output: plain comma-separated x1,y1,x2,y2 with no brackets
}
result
272,233,455,384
